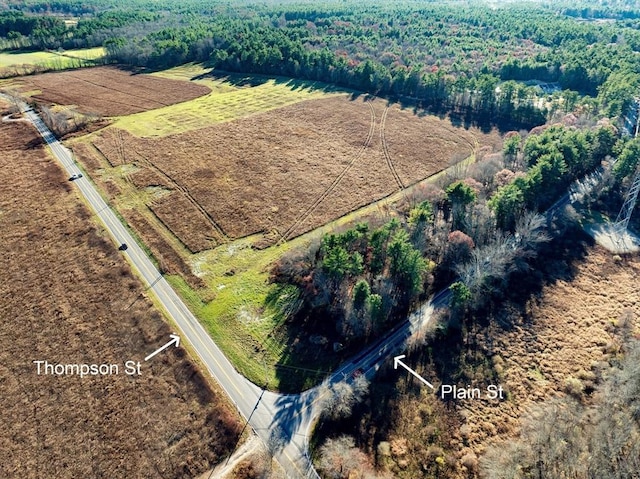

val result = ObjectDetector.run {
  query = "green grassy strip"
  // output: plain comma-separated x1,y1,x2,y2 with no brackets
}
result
115,70,343,137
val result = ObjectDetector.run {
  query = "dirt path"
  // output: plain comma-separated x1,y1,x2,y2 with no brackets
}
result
380,105,404,190
198,435,285,479
280,100,377,240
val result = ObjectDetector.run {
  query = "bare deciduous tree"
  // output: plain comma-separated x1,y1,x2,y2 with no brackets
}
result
321,376,370,421
455,213,549,309
317,435,374,479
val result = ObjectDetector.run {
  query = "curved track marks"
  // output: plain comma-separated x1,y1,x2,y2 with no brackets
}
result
380,106,404,191
134,150,228,244
280,101,377,241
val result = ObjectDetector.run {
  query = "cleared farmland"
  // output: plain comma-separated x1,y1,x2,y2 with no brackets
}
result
10,66,211,116
75,95,502,251
0,102,242,478
114,73,342,137
0,47,105,77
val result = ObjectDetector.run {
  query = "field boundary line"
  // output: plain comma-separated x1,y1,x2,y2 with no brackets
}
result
279,101,377,241
133,149,228,245
64,72,171,109
87,141,111,166
380,106,404,191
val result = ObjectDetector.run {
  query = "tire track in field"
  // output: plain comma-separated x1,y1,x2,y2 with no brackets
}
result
279,101,377,241
133,150,228,244
380,106,404,191
116,129,127,165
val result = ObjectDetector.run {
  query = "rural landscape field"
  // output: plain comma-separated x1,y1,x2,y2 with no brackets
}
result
3,63,504,390
0,99,243,478
61,69,500,246
2,0,640,478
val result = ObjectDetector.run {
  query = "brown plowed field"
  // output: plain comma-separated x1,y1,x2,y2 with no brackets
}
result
0,109,240,478
76,95,502,250
14,66,210,116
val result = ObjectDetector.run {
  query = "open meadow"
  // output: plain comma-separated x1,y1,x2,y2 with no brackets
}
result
116,70,341,137
0,101,242,478
0,47,104,77
73,95,502,250
462,246,640,455
19,65,503,389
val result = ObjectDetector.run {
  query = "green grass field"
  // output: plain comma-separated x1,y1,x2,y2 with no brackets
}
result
165,233,337,391
150,63,239,93
116,68,343,137
0,47,105,68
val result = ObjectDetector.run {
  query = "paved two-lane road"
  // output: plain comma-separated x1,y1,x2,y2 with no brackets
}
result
12,100,323,478
11,98,455,479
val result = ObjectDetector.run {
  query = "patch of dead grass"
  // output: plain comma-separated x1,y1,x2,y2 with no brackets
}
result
0,115,239,478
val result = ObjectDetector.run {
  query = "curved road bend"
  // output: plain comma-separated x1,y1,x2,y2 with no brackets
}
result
13,98,453,478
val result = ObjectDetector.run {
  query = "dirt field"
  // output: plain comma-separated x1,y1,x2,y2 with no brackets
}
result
12,66,211,116
74,95,502,253
0,111,241,478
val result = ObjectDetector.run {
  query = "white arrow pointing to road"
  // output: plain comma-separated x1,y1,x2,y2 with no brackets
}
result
145,334,181,361
393,354,435,390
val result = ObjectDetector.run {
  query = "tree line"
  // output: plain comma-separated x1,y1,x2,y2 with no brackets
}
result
3,1,640,126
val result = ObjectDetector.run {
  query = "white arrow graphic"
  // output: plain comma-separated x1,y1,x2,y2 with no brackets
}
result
145,334,180,361
393,354,435,390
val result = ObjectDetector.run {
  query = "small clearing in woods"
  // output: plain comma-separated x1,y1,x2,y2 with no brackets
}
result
0,102,242,479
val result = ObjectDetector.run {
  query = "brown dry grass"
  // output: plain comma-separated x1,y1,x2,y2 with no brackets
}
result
457,247,640,461
0,115,240,478
75,96,502,251
347,247,639,478
13,66,211,116
149,193,221,253
383,106,499,185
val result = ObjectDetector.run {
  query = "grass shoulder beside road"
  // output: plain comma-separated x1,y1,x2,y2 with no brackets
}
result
165,235,340,392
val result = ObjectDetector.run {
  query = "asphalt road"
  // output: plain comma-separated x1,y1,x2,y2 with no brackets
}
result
9,96,607,478
9,98,465,479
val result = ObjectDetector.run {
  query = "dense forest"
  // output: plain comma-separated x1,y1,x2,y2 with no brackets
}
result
2,0,640,126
